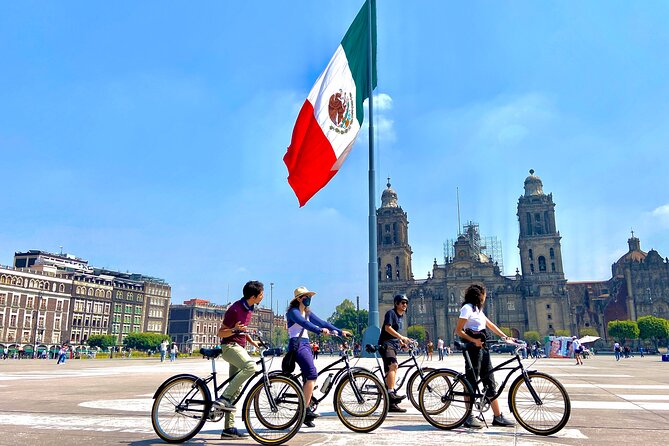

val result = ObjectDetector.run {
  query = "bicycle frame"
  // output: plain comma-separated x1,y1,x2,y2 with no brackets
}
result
369,345,424,390
166,342,283,418
462,346,542,406
292,340,368,406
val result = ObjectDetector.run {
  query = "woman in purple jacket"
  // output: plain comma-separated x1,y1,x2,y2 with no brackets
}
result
286,286,351,427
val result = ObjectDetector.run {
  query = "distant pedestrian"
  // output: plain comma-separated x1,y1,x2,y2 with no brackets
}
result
571,336,583,365
57,346,67,364
426,340,434,361
170,343,178,362
613,342,621,361
2,347,7,360
437,337,445,360
160,340,168,362
639,346,645,357
623,345,631,358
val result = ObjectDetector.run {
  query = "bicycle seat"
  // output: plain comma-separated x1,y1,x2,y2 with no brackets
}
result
200,348,223,359
365,344,378,353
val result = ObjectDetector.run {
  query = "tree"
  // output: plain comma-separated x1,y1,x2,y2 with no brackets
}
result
407,325,426,344
555,329,571,337
579,327,599,337
637,316,669,350
272,325,288,348
607,320,639,343
523,331,541,344
87,334,117,350
499,326,513,337
327,299,368,339
123,332,170,352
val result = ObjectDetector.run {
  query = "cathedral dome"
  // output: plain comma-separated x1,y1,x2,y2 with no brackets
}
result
381,179,398,208
616,234,647,265
524,169,544,196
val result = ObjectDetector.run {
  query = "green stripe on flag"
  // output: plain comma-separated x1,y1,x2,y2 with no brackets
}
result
341,0,377,127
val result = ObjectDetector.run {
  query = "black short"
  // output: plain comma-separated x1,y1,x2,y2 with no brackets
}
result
379,344,398,373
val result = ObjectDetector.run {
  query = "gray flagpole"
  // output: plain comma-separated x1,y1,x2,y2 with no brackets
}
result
362,0,380,354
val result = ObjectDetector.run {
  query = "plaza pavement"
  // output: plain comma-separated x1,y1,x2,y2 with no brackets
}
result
0,352,667,446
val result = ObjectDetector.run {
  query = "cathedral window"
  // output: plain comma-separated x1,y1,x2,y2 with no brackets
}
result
551,262,556,272
396,269,400,280
538,256,547,272
385,264,392,281
530,264,535,273
549,248,555,259
526,214,532,235
529,249,533,260
393,223,399,244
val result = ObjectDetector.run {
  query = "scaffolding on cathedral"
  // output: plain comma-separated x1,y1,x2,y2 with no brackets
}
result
444,221,505,274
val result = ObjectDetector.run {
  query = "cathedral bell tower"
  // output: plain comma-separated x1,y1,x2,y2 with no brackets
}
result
377,179,413,284
517,170,565,278
517,170,569,335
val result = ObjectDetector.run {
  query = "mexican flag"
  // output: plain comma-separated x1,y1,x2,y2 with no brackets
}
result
284,0,377,207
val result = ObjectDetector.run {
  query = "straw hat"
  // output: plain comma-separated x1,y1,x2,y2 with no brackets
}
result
293,286,316,299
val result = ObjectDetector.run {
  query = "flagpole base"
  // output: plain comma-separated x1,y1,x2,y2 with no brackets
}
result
361,325,381,358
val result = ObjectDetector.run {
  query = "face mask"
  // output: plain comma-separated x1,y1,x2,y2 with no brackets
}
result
302,297,312,307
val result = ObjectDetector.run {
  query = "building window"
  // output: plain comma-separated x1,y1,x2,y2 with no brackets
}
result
538,256,547,272
546,304,551,309
551,262,556,272
547,314,552,320
549,248,555,259
385,264,392,281
528,249,533,260
530,264,535,273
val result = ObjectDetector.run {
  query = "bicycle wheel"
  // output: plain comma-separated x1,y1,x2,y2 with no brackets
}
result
418,369,472,429
151,376,210,443
333,370,388,433
243,375,306,445
508,371,571,435
406,367,434,411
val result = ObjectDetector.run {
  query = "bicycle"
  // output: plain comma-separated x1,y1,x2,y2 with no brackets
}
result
151,332,306,445
366,340,434,410
418,339,570,435
287,334,389,433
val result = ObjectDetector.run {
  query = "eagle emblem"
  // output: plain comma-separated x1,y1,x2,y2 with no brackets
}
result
328,89,354,134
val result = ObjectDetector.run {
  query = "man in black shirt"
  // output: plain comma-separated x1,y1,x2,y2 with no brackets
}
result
378,294,411,412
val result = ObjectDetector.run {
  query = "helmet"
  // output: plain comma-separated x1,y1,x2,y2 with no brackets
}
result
393,294,409,305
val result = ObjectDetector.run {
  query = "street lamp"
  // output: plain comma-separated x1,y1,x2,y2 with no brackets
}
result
270,283,274,347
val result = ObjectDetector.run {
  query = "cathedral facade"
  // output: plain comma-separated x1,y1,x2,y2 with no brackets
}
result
377,170,669,345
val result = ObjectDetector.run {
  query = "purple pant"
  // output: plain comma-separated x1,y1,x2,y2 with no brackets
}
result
290,338,318,380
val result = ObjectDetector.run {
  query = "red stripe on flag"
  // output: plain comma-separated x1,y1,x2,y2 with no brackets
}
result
283,100,338,207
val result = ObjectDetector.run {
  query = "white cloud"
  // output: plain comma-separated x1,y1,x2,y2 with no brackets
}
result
359,92,396,144
651,204,669,219
374,93,393,112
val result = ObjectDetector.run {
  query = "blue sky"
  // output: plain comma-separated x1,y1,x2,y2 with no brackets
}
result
2,1,668,320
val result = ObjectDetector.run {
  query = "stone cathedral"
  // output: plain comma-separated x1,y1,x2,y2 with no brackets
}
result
376,170,669,345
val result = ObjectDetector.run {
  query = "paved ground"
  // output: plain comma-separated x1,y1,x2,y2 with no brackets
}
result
0,353,667,446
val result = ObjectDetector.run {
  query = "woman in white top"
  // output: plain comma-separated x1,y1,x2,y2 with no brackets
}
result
455,284,515,429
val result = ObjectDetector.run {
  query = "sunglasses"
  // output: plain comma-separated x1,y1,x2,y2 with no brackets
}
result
399,301,408,305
